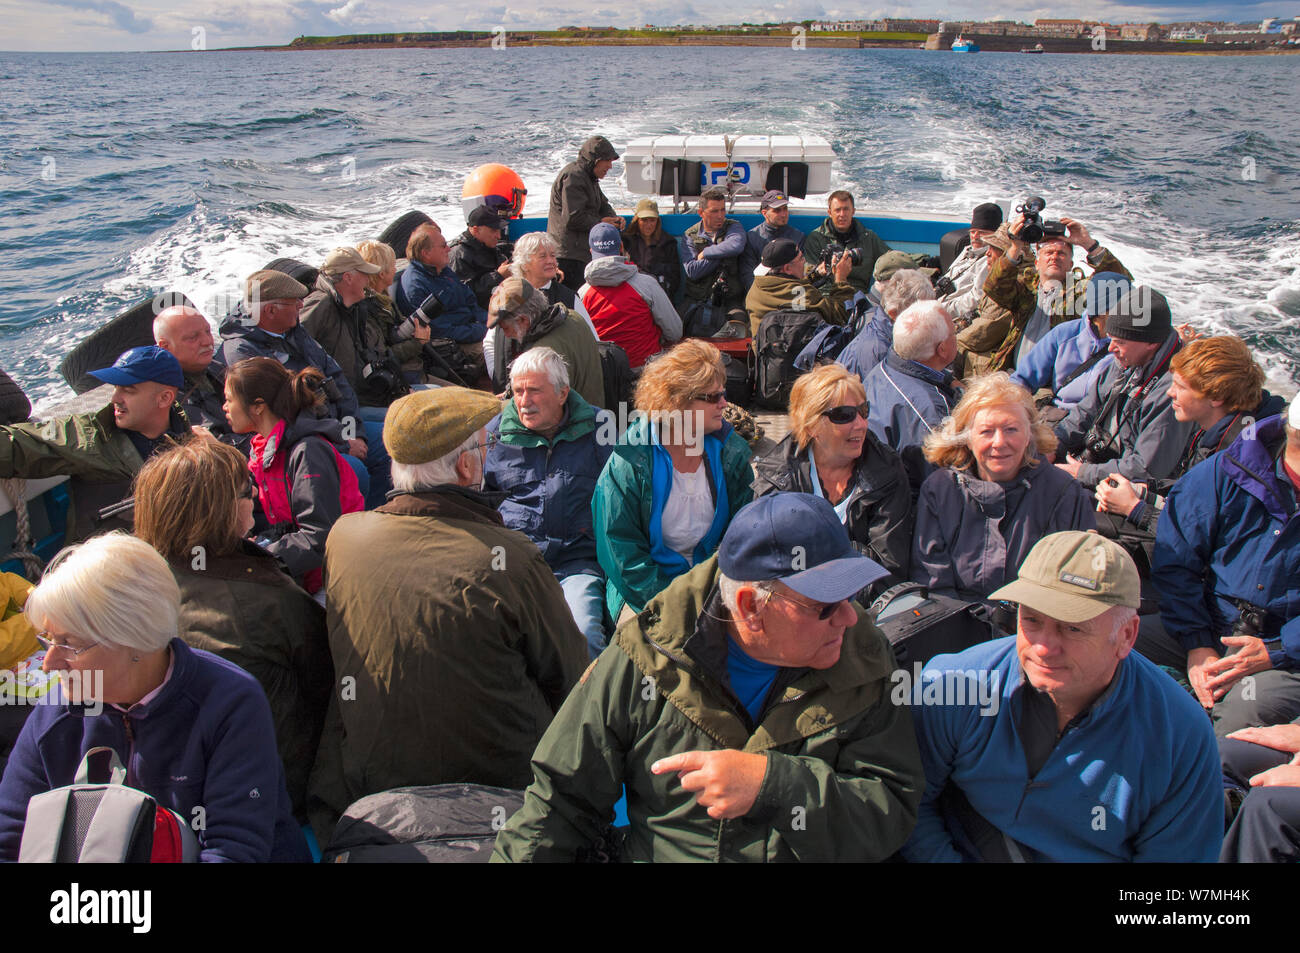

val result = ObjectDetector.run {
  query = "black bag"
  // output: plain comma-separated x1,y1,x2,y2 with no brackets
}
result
721,349,753,407
598,340,633,413
681,300,728,339
870,583,1003,667
421,339,481,388
322,784,525,863
753,309,821,410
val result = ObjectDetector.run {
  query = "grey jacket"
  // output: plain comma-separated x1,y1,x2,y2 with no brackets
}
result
547,141,617,263
937,244,989,326
911,457,1098,603
1054,331,1196,488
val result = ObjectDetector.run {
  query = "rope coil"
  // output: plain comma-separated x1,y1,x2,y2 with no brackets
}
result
1,478,45,581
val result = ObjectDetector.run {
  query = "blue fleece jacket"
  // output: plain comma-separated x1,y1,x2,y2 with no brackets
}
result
394,259,488,342
901,637,1222,863
837,305,894,382
1011,317,1113,409
0,639,309,863
1152,415,1300,667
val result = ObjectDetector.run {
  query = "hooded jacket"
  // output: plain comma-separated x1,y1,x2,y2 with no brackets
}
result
484,391,612,577
392,259,488,343
449,228,510,310
250,413,365,594
0,638,310,863
307,485,587,845
836,305,894,381
593,415,753,620
300,273,399,406
1054,330,1195,488
801,218,892,296
547,141,618,263
580,257,682,370
1152,415,1300,667
744,272,854,337
862,351,961,492
1011,316,1113,409
491,555,924,863
752,432,914,585
911,457,1098,603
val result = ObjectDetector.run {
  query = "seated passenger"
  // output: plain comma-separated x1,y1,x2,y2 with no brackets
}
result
308,387,586,845
0,533,309,862
580,223,682,371
593,340,754,626
153,304,231,442
1094,335,1281,536
485,278,604,409
744,238,855,336
1054,287,1195,489
911,374,1096,603
1220,721,1300,862
1010,271,1129,420
493,493,923,863
133,439,331,821
357,238,432,386
936,202,1002,328
739,189,806,292
0,346,190,542
222,358,364,597
752,364,913,588
837,267,936,382
393,223,488,360
484,348,613,658
677,186,747,327
509,231,595,333
449,205,513,310
801,190,893,296
861,301,961,492
622,199,682,303
1149,395,1300,732
902,531,1222,862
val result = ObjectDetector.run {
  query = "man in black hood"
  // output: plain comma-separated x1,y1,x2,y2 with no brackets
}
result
547,135,625,293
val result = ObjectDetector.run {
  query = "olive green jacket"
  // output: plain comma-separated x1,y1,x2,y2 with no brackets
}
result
491,555,923,863
743,273,855,336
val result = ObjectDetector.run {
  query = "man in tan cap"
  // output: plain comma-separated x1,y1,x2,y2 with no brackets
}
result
900,530,1222,863
308,386,588,845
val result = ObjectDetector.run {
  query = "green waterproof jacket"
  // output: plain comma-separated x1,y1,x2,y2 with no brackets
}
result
801,218,892,296
491,555,924,862
593,415,753,621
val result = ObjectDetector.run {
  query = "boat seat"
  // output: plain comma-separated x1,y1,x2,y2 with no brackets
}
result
939,228,971,273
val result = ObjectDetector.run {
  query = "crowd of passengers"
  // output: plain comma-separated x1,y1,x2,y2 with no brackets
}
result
0,133,1296,864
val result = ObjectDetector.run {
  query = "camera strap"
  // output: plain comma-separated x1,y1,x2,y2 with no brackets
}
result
1090,337,1181,452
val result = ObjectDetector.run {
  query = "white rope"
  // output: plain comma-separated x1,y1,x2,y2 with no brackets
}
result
1,478,45,581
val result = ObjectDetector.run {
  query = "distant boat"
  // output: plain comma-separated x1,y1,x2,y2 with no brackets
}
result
951,35,979,52
1020,43,1045,53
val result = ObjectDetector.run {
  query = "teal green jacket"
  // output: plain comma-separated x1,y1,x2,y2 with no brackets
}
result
593,414,753,621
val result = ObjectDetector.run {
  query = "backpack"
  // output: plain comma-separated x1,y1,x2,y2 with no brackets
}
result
597,340,633,415
753,310,821,410
19,747,199,863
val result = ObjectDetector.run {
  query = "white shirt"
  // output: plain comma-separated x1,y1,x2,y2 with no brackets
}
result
661,463,714,564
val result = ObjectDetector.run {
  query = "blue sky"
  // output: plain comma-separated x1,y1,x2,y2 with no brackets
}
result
0,0,1282,51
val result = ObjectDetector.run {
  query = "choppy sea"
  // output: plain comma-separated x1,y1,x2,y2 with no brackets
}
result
1,45,1297,409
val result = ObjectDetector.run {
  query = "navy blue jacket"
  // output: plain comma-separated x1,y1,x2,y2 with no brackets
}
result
0,639,309,862
740,221,806,291
837,305,894,382
863,350,960,491
1152,415,1300,667
394,259,487,343
484,392,612,577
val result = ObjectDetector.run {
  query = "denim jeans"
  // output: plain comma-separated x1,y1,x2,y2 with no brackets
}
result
358,407,392,509
557,570,609,660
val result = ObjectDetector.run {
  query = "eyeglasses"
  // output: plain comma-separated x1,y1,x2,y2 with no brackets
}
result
690,390,727,405
468,433,500,453
35,631,99,657
761,589,845,621
823,403,869,425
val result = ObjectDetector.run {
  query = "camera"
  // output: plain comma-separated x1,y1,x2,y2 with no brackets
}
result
1081,429,1117,465
821,243,863,270
1231,600,1269,641
933,274,957,298
709,272,731,307
411,293,444,328
359,351,408,404
1014,196,1067,244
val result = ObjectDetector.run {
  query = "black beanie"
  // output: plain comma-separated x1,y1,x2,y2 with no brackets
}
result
1105,287,1172,343
971,202,1003,231
761,238,799,269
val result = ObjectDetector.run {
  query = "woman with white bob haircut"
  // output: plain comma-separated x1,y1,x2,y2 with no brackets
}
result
910,372,1097,606
509,231,595,333
0,532,310,862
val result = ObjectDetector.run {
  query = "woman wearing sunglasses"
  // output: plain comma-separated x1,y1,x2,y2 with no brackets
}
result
752,364,914,590
133,439,332,823
593,339,754,625
912,372,1096,604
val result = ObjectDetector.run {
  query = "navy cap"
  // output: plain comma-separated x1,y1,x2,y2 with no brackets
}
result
719,494,889,603
89,346,184,390
467,205,505,230
589,222,622,258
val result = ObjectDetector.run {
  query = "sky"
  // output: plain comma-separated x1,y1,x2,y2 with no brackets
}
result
0,0,1284,52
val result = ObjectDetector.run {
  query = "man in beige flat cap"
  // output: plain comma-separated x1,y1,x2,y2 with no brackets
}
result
900,530,1222,863
307,386,587,846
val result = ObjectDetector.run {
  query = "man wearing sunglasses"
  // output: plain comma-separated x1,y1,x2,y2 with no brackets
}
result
494,493,924,863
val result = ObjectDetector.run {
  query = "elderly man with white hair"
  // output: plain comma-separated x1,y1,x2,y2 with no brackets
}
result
484,347,613,658
861,300,962,492
836,266,938,381
308,386,587,846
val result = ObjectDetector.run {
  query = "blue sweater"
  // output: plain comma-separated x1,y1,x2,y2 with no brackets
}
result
1011,318,1113,409
0,639,309,863
394,259,488,343
901,637,1222,863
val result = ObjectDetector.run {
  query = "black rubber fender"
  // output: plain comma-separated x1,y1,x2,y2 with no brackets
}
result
59,292,194,395
379,210,433,262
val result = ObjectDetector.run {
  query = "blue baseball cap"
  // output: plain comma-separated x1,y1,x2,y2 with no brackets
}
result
718,494,889,603
89,346,185,390
588,223,622,259
1083,271,1131,323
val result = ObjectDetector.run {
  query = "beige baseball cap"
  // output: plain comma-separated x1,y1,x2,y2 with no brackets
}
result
321,246,382,278
988,531,1140,623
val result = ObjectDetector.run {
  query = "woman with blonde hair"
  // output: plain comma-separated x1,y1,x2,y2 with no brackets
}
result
752,364,912,586
133,439,331,821
911,372,1096,602
357,238,432,385
593,340,753,622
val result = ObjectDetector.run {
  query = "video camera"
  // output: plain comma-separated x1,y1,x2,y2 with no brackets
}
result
1015,196,1067,245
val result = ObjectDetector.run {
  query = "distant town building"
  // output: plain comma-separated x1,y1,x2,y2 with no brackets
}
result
1119,23,1161,41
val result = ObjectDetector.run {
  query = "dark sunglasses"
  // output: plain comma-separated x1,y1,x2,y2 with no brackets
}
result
690,390,727,405
823,402,869,425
